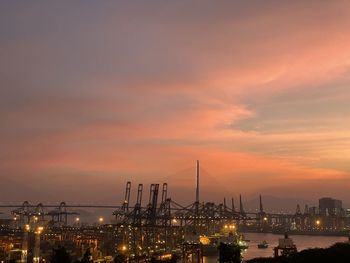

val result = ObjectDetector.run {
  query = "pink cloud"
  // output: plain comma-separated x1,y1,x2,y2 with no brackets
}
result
1,1,350,203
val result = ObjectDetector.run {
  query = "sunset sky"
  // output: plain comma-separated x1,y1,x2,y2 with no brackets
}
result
1,1,350,205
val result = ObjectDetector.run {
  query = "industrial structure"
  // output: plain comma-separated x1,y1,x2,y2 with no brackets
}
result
0,161,349,262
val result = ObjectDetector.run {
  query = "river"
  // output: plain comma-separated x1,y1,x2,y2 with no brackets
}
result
203,232,348,262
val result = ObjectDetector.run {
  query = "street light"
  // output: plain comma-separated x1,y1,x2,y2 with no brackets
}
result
99,217,104,223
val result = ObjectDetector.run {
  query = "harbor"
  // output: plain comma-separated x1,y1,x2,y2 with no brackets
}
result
1,162,350,262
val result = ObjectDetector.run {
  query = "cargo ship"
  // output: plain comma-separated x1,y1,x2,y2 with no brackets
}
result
200,231,249,256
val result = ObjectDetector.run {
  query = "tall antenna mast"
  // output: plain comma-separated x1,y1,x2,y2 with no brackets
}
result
259,194,263,213
196,160,200,204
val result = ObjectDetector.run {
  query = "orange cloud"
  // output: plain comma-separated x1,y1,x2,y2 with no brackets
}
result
1,1,350,203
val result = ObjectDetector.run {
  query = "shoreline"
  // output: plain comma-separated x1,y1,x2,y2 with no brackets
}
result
241,229,350,238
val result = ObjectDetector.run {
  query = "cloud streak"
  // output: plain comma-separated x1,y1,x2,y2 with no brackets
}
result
1,1,350,203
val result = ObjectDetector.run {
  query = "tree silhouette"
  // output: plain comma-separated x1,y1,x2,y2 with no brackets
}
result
247,243,350,263
114,252,127,263
80,249,93,263
51,246,71,263
218,242,241,263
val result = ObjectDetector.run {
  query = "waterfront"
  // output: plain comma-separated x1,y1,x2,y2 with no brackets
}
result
204,232,348,262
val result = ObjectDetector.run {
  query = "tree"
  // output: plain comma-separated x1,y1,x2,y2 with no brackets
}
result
51,246,71,263
80,249,93,263
114,252,127,263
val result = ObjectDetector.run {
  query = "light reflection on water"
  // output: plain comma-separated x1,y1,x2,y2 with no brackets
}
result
203,232,348,262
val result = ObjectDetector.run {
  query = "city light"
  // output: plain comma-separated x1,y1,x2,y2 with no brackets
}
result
36,226,44,234
199,235,210,245
160,254,172,260
99,217,104,223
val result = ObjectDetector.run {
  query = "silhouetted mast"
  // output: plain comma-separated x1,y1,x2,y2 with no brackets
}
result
239,194,244,214
196,160,200,205
194,160,200,222
259,194,263,213
231,197,236,212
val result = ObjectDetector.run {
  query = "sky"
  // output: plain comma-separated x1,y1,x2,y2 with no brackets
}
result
1,1,350,206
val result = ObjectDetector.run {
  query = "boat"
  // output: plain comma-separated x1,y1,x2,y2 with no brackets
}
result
200,235,220,256
258,240,269,249
274,233,297,257
199,232,249,256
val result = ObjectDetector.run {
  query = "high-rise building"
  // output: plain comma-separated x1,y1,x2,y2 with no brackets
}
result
319,197,343,216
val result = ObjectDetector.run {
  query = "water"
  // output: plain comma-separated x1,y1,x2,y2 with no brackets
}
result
203,232,348,262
